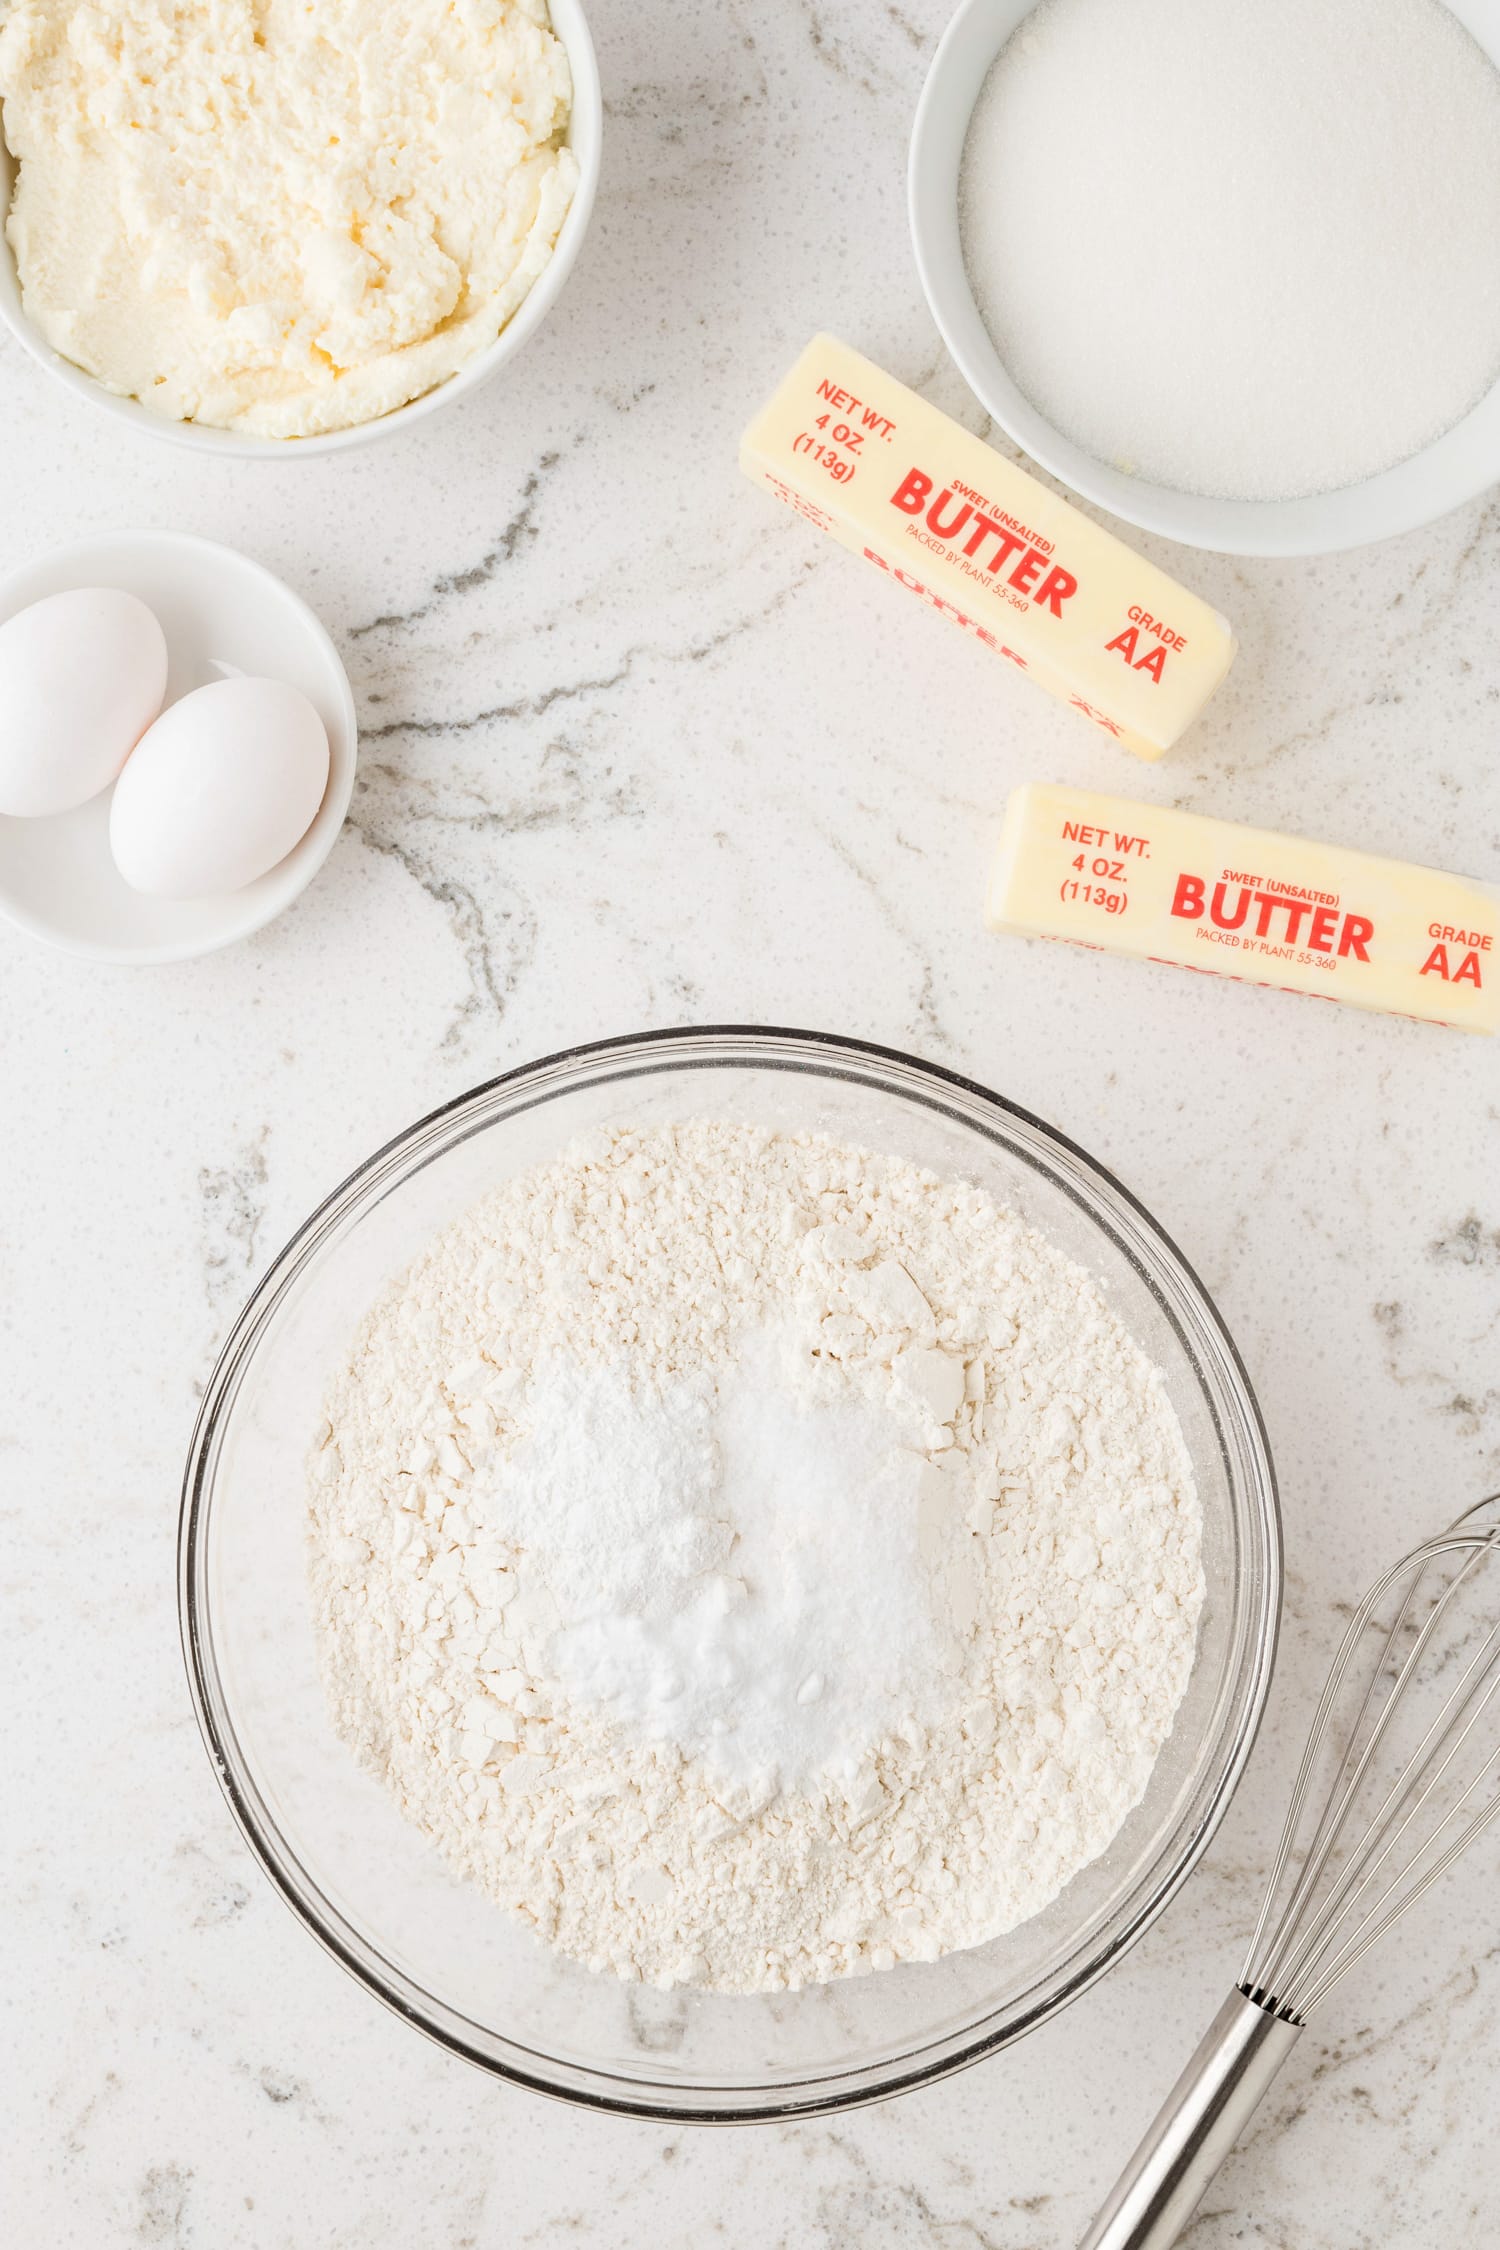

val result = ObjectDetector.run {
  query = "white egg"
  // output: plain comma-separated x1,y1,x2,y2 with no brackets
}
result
0,587,168,818
109,675,330,900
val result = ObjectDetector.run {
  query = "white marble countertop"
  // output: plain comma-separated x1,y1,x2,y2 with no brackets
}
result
5,4,1499,2244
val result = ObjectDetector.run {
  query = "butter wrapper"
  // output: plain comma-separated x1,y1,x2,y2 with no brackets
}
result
987,783,1500,1032
742,335,1235,759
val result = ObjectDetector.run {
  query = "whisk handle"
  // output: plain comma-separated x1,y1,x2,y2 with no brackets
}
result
1078,1988,1302,2250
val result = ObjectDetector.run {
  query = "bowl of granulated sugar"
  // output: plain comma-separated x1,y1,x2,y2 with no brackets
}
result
911,0,1500,554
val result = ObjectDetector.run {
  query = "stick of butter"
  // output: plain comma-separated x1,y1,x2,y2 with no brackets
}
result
987,783,1500,1033
741,335,1235,760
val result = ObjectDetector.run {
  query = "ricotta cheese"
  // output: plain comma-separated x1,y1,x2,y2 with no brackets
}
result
0,0,578,438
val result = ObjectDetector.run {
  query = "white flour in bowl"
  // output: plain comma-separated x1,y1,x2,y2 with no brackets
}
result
309,1122,1203,1992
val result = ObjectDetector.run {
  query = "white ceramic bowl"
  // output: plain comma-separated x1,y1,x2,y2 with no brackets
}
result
0,0,600,459
0,532,357,962
910,0,1500,556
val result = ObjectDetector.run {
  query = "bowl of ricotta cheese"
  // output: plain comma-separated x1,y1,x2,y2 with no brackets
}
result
0,0,600,453
180,1027,1280,2118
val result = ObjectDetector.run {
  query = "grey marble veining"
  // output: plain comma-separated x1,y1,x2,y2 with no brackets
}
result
3,0,1499,2243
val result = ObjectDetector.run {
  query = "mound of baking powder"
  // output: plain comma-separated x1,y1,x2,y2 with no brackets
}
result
309,1123,1202,1992
482,1335,972,1792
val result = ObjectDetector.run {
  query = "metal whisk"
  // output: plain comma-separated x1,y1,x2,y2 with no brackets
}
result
1082,1494,1500,2250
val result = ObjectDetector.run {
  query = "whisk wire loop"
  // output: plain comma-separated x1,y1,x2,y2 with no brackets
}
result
1298,1780,1500,2015
1276,1610,1500,2005
1241,1538,1456,2008
1242,1513,1500,2021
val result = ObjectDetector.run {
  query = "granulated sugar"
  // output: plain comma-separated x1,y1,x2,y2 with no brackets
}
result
309,1123,1202,1993
961,0,1500,501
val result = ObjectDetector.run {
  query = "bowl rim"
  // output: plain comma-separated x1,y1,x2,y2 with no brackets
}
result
0,0,601,458
909,0,1500,557
178,1024,1282,2120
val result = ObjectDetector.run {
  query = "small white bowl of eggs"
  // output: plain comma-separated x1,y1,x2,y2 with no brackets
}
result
0,532,356,962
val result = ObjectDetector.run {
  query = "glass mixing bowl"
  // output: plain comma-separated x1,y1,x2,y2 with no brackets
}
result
179,1027,1280,2119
